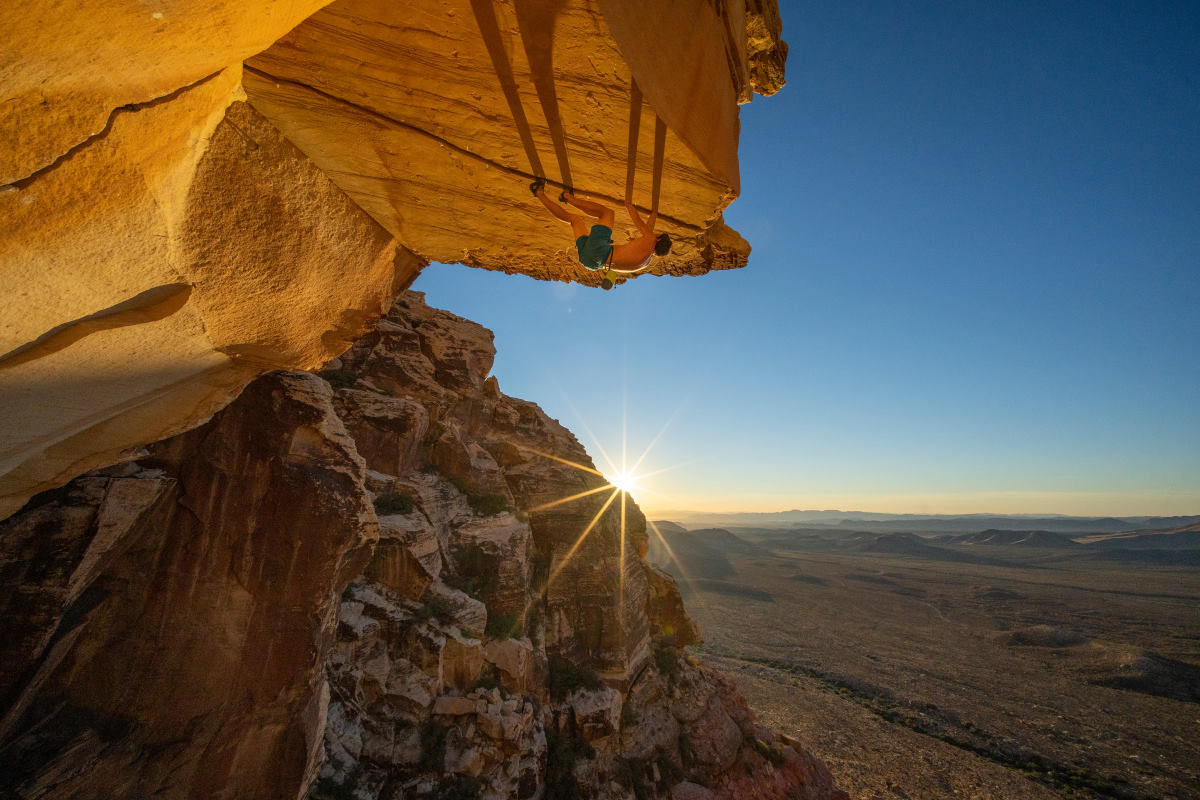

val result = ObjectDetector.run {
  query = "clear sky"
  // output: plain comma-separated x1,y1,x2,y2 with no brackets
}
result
413,0,1200,517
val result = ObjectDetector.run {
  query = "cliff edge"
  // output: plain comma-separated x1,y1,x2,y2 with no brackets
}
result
0,0,784,520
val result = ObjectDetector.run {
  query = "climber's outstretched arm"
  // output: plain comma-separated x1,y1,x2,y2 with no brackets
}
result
625,201,656,236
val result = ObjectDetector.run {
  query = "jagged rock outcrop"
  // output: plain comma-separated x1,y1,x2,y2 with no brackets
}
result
0,372,377,798
277,292,845,800
2,0,785,518
0,293,844,800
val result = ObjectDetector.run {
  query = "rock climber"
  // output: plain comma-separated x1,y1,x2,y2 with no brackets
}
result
530,178,670,286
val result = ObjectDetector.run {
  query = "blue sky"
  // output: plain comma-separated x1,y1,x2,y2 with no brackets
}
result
414,0,1200,516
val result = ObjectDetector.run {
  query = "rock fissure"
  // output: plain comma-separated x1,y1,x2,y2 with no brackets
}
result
1,70,226,192
242,64,700,232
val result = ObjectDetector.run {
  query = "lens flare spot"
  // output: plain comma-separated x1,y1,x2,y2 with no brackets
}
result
608,471,640,494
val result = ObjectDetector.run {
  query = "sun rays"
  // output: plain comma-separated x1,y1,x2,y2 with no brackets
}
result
515,411,701,630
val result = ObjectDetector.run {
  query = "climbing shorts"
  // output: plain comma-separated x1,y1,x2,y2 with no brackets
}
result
575,224,613,271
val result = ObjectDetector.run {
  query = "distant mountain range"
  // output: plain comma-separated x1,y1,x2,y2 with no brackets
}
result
649,519,1200,567
939,529,1082,547
651,510,1200,535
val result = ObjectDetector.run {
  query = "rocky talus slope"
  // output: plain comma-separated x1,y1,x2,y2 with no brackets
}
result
0,293,845,800
1,0,784,518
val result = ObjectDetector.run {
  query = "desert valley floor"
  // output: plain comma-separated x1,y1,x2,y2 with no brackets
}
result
648,523,1200,800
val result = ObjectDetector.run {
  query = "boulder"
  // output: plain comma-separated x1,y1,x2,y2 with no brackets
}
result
684,696,743,772
0,85,411,518
484,638,535,693
433,695,479,717
569,686,622,742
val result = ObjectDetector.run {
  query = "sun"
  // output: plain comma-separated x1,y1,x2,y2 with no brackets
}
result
607,470,640,495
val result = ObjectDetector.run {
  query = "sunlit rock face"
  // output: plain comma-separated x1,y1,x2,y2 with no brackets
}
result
332,292,651,680
1,1,412,517
243,0,782,283
0,294,845,799
0,66,413,520
0,0,333,186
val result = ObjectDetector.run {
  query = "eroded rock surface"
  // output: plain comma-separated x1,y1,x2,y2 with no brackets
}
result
308,293,843,799
0,294,844,800
0,0,332,185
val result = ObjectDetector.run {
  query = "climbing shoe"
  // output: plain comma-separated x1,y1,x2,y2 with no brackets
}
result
529,177,545,196
559,186,574,203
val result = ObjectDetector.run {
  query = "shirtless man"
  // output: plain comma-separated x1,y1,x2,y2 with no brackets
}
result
531,179,670,280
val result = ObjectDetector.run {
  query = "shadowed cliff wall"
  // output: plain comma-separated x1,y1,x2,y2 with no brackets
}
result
0,294,845,800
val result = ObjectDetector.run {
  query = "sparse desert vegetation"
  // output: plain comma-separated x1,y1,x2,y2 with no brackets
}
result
649,521,1200,800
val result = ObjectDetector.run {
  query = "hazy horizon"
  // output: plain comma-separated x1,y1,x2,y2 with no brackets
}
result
638,502,1200,521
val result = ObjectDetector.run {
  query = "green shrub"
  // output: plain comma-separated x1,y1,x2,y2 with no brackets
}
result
415,595,454,625
445,544,498,601
548,656,603,701
468,493,510,516
753,737,785,766
654,642,681,685
616,757,653,800
373,492,414,515
486,612,521,640
321,369,360,389
471,671,503,694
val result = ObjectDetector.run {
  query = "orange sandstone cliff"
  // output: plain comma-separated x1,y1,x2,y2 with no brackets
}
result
0,0,783,519
0,2,846,799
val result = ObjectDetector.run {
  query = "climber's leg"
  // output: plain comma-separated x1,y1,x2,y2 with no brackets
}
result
562,192,615,228
537,190,588,238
